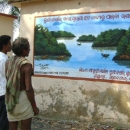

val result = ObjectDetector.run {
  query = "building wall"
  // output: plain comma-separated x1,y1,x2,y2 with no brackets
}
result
0,14,15,56
19,0,130,125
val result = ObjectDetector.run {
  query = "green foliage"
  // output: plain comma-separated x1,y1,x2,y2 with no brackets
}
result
34,24,71,56
51,31,75,38
92,29,126,47
77,34,96,42
115,125,121,130
116,28,130,55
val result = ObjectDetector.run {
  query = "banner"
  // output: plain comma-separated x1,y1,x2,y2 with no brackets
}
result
34,11,130,83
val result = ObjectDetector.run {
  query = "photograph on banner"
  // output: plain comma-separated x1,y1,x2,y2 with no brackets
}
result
34,11,130,82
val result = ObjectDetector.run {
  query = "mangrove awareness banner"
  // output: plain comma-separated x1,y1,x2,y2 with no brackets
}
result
34,11,130,83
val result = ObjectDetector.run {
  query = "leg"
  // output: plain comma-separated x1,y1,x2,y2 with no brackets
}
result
17,121,21,130
9,121,18,130
21,118,32,130
0,97,9,130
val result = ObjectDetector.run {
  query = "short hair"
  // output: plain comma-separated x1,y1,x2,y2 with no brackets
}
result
12,37,29,56
0,35,11,50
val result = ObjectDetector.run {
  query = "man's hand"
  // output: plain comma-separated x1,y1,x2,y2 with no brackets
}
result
33,107,39,116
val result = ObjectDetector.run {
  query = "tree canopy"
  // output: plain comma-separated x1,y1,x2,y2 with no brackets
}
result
51,31,75,38
77,34,96,42
92,29,126,47
116,28,130,56
34,24,71,56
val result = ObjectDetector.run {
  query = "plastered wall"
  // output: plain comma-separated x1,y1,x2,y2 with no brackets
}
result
0,14,15,56
19,0,130,125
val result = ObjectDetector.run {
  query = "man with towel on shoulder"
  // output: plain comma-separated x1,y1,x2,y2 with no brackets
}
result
0,35,11,130
5,37,39,130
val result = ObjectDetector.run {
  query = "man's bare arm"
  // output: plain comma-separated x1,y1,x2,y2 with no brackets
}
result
24,63,39,115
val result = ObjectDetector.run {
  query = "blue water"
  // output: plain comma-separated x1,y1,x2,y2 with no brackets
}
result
34,37,130,71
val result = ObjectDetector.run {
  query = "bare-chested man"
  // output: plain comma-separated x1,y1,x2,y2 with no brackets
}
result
5,37,39,130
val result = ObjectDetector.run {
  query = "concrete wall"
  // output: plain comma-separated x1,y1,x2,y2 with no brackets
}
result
19,0,130,126
0,13,16,56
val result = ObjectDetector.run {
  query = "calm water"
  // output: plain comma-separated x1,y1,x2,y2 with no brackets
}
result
34,37,130,71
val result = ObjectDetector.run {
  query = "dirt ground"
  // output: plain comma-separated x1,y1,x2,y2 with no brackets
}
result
31,117,130,130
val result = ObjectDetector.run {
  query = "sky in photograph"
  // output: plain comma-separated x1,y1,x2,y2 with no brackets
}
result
35,11,130,37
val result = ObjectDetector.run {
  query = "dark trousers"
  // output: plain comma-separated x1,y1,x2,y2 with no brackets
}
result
0,96,9,130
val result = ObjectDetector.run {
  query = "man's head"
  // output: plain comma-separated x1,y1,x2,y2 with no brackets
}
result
0,35,11,54
12,37,30,57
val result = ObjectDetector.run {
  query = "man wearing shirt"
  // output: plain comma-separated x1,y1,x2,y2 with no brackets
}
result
0,35,11,130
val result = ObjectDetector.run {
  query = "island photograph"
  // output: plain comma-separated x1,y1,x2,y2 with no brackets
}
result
34,11,130,82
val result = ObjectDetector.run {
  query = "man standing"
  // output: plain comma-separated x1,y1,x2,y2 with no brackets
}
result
0,35,11,130
5,37,39,130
